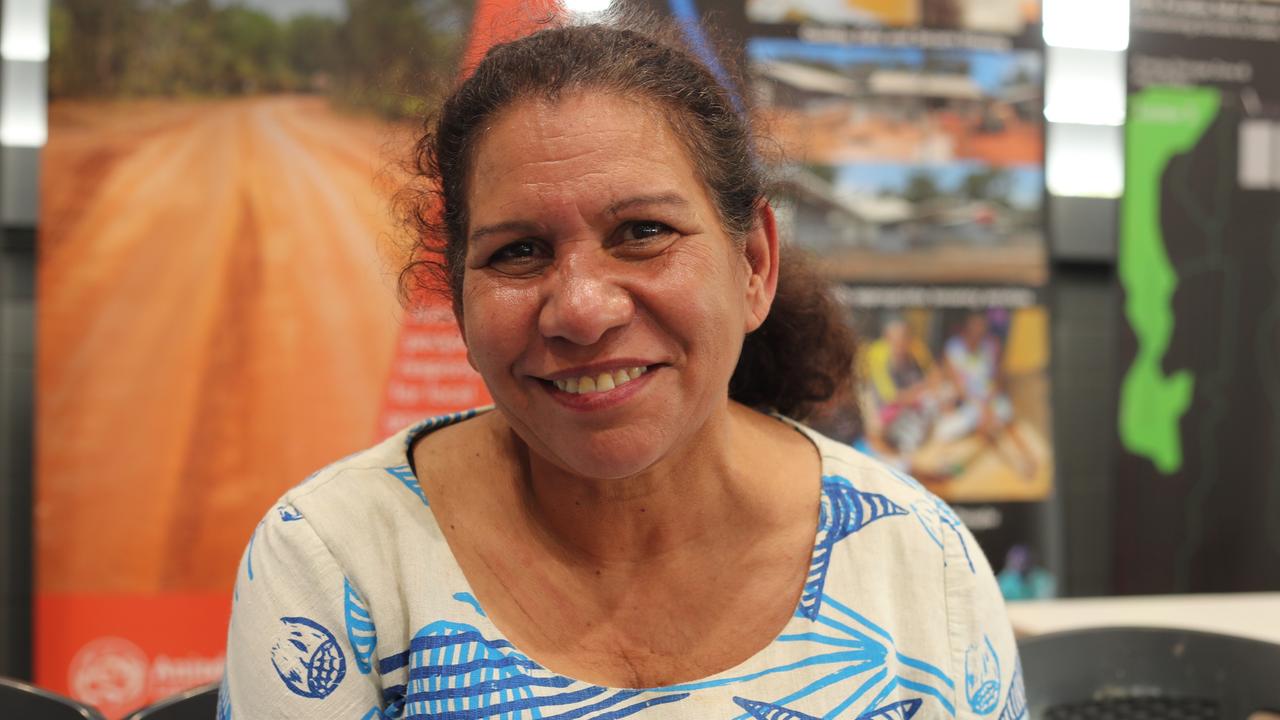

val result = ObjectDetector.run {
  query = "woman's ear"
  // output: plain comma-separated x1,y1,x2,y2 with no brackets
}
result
742,200,781,333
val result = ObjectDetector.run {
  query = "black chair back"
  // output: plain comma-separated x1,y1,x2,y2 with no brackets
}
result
0,676,107,719
122,682,220,720
1019,626,1280,719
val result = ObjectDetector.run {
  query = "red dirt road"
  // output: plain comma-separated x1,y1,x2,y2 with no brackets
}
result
38,96,411,593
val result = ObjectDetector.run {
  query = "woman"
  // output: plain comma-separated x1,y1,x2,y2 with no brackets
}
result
222,19,1023,720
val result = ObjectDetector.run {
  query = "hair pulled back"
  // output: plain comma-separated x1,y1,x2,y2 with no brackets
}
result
399,14,855,420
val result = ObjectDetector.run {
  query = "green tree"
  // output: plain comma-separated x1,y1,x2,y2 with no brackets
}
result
961,168,1011,205
903,171,941,204
49,0,148,97
286,14,342,90
50,0,472,111
338,0,471,118
213,5,292,93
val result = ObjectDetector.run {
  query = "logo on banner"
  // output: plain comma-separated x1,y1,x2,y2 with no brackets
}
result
69,636,149,712
67,635,226,714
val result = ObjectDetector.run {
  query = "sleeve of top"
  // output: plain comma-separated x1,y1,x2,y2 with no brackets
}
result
220,505,387,720
944,518,1027,719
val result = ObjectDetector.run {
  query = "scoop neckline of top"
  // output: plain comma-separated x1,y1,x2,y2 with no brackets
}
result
400,404,833,693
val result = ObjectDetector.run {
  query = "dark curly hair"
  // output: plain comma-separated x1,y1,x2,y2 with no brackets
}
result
398,15,855,420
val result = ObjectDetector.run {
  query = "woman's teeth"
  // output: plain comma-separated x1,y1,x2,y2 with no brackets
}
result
553,366,648,394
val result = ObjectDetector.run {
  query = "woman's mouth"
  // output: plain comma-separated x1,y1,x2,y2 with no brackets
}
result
551,366,649,395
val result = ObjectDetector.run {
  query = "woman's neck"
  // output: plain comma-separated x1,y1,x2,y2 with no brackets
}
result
510,403,767,568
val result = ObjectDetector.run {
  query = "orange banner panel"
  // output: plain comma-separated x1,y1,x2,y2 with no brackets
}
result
36,593,230,718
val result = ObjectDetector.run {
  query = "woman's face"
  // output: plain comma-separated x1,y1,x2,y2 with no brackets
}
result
460,91,777,480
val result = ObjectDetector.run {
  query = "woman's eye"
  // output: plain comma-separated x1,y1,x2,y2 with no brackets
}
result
488,240,547,272
620,221,674,243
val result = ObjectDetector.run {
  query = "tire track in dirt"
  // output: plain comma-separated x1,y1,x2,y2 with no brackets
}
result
272,99,417,276
163,98,402,588
244,99,399,422
151,99,391,588
39,97,404,592
41,102,206,254
39,103,247,592
161,184,261,588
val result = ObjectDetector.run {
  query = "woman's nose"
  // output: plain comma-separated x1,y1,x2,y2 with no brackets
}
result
538,254,634,346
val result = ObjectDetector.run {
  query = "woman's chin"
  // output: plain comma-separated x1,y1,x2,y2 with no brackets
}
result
496,402,698,481
554,447,664,481
534,430,673,482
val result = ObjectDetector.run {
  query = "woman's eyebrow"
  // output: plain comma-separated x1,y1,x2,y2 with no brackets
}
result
469,219,541,243
471,194,690,241
606,193,689,216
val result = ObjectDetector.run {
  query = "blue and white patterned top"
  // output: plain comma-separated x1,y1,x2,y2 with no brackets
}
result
221,409,1025,720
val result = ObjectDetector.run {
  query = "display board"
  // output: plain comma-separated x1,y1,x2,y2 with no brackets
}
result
671,0,1056,596
37,0,493,713
1115,0,1280,593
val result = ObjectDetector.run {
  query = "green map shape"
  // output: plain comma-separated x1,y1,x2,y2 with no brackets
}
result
1119,86,1220,474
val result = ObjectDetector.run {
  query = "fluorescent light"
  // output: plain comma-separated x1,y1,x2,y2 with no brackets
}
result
1,0,49,62
1,61,47,147
1046,122,1124,198
1044,106,1125,126
0,121,46,147
1043,0,1129,51
1044,48,1127,126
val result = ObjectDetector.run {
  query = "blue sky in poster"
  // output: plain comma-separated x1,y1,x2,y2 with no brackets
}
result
938,49,1042,94
749,38,924,67
835,163,1044,210
748,38,1040,96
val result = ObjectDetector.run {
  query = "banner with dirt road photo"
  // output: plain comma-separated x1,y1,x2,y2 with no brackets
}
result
36,0,504,714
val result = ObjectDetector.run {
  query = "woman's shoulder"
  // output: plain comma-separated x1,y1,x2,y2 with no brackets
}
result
283,408,487,513
793,422,1023,716
789,420,988,589
280,425,427,519
260,409,492,556
790,420,943,510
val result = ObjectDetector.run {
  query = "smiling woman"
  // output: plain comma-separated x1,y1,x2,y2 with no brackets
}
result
221,13,1024,720
459,91,778,481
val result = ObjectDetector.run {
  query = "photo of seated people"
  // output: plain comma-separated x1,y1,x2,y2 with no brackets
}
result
812,305,1052,503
